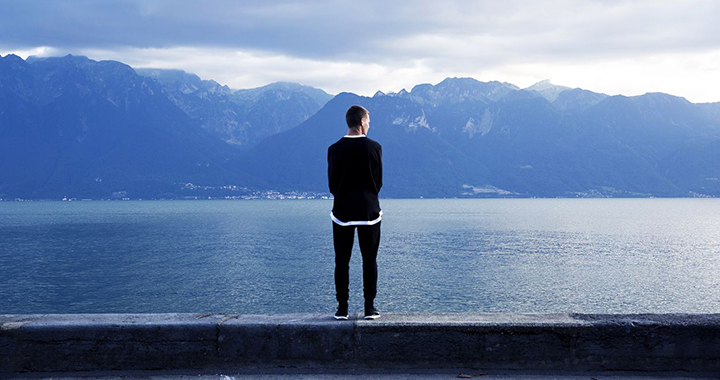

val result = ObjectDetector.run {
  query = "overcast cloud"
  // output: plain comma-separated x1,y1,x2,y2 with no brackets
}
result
2,0,720,102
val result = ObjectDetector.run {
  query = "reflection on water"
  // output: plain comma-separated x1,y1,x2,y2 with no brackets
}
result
1,199,719,314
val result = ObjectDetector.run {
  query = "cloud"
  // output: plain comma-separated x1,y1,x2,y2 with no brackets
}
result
3,0,719,58
74,46,439,96
2,0,720,101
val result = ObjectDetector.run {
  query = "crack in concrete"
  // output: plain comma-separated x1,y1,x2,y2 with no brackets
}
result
215,314,239,357
218,314,239,326
350,312,359,363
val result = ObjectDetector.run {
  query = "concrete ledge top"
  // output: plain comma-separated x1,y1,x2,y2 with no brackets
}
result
3,312,720,331
1,313,226,332
0,313,343,332
357,313,584,326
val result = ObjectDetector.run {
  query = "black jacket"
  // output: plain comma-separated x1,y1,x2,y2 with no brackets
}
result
327,136,383,223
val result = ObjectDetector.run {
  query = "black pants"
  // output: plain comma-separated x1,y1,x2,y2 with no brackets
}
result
333,221,381,308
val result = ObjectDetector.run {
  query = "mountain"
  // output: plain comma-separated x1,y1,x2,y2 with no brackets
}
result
401,77,518,106
0,54,248,199
135,69,332,147
236,91,490,197
581,93,720,196
526,79,570,102
239,78,720,198
551,88,608,112
2,54,720,199
525,80,608,111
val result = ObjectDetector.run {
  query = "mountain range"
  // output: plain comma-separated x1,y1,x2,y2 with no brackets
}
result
1,54,719,199
135,68,331,147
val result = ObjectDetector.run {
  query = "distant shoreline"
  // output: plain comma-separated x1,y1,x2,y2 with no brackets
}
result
1,195,717,202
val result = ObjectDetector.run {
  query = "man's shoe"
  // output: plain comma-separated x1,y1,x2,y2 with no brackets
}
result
364,307,381,320
334,306,349,320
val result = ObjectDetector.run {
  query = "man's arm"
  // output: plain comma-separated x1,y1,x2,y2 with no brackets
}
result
377,145,383,191
328,147,337,196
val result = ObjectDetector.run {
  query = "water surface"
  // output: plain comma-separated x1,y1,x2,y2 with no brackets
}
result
1,199,719,314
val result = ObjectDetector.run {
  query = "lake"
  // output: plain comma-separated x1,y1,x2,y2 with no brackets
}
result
1,198,719,314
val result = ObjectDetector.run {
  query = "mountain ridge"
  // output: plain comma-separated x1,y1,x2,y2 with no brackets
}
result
133,67,332,147
2,54,719,199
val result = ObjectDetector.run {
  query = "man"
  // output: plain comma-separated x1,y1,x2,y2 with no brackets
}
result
327,105,383,320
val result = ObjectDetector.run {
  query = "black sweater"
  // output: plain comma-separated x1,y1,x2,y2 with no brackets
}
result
327,136,383,223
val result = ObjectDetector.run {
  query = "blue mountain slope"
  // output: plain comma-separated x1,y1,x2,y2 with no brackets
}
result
0,55,246,199
236,92,491,197
239,82,720,197
136,69,332,147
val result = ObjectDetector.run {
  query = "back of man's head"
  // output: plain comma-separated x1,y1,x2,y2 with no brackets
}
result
346,105,368,129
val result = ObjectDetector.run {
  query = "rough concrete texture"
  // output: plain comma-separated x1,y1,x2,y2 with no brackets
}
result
0,313,222,372
5,368,720,379
217,313,354,365
2,313,720,374
354,313,720,371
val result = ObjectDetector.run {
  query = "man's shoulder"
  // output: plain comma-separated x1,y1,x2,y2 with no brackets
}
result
328,138,345,151
328,137,381,149
364,137,381,149
365,136,380,145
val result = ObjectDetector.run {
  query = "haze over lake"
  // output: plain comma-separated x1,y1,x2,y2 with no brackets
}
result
1,198,719,315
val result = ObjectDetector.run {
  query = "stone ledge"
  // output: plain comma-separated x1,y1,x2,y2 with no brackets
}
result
2,313,720,373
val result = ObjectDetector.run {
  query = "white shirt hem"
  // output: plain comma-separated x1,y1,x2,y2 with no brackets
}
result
331,210,382,226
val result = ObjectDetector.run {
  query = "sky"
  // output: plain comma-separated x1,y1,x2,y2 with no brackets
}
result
1,0,720,102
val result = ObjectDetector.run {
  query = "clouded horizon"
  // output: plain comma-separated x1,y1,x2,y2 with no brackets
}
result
2,0,719,102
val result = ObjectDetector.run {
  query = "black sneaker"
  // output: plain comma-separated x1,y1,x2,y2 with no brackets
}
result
364,307,380,320
334,306,349,320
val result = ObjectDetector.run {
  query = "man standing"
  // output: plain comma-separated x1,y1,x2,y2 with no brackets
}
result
327,105,382,320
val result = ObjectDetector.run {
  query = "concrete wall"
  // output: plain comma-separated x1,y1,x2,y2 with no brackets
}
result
2,313,720,373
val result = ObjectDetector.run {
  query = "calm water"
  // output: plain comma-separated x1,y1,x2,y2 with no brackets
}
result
1,199,719,314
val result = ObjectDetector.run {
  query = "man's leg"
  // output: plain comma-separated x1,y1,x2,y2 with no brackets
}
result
333,222,355,309
357,221,381,309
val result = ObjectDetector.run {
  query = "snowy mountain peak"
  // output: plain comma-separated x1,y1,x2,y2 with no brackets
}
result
525,79,571,102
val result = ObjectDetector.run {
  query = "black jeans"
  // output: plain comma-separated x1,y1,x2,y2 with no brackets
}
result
332,221,381,308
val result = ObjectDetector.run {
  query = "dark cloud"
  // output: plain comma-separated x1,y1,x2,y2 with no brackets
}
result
0,0,436,60
2,0,719,64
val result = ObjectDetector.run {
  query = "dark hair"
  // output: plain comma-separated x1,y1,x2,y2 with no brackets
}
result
345,105,369,128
